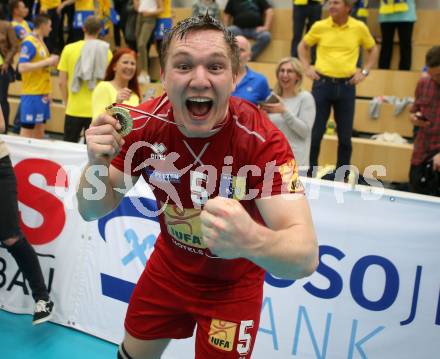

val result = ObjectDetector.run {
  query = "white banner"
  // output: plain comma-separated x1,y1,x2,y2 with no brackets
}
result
1,135,439,359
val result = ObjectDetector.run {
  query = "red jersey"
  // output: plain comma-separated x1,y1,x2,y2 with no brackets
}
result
112,94,301,295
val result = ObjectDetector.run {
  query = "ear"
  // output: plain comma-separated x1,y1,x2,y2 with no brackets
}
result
231,72,238,92
160,68,167,90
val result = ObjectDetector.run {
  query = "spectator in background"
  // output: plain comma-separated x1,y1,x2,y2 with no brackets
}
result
10,0,34,135
231,35,270,105
378,0,416,71
124,0,137,51
58,15,112,143
92,47,140,119
0,10,20,133
38,0,62,54
223,0,273,61
59,0,74,45
291,0,322,61
18,14,59,139
58,0,95,42
10,0,33,41
150,0,171,60
0,106,55,325
262,57,315,169
298,0,378,179
409,46,440,196
135,0,163,84
192,0,220,20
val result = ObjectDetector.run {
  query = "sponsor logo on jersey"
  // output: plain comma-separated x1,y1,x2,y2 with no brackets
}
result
278,159,304,193
146,168,181,183
209,319,237,352
150,142,167,160
163,204,206,249
219,174,247,200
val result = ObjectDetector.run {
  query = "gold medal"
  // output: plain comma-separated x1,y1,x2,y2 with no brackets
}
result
106,105,133,137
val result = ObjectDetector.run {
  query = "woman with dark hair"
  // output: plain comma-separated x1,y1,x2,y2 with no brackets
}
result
92,47,141,119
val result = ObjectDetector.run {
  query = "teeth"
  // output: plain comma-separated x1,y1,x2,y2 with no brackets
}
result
187,97,211,103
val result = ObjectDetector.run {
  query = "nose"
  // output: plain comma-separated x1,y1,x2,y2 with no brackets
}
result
189,65,211,91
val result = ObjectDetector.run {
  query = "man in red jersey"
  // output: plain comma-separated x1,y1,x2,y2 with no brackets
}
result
77,15,318,359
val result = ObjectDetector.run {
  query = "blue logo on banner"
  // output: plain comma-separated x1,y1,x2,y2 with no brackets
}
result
98,196,158,303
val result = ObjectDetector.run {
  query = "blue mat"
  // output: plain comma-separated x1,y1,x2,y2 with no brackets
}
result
0,310,117,358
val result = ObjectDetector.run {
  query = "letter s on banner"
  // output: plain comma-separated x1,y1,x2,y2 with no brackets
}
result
14,159,68,245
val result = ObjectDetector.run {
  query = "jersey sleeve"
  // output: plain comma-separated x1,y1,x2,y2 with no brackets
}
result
303,22,320,47
359,22,376,50
14,25,26,40
18,40,36,63
57,46,69,72
251,128,304,198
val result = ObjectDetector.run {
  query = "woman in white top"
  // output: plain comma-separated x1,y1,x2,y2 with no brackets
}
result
92,48,141,120
261,57,316,169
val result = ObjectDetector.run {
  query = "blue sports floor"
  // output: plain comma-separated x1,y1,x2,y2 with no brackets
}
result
0,310,117,358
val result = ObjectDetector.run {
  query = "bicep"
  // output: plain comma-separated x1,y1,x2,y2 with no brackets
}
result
256,194,313,231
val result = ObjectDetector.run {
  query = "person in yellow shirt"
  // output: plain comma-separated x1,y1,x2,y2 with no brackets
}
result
58,15,112,143
10,0,33,42
18,14,59,139
92,47,141,119
298,0,378,179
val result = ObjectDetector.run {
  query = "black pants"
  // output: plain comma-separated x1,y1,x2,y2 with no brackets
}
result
63,114,92,143
409,163,440,196
44,8,62,54
379,21,414,70
310,77,356,171
291,3,322,60
0,68,13,133
0,155,49,301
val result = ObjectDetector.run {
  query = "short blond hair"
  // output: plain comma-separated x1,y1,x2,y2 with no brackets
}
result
274,57,304,97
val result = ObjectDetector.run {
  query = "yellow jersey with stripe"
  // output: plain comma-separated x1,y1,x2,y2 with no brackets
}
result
40,0,61,11
158,0,172,19
19,34,51,95
293,0,323,5
11,20,33,42
303,16,375,78
379,0,408,14
75,0,94,11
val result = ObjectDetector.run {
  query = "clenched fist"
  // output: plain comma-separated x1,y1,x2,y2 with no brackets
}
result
200,197,261,260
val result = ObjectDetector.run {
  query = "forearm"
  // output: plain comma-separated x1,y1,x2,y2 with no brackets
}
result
18,59,51,73
247,222,318,279
263,8,273,29
297,41,311,68
76,164,122,221
363,45,379,71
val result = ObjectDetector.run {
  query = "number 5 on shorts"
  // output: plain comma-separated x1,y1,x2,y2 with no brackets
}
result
237,320,254,356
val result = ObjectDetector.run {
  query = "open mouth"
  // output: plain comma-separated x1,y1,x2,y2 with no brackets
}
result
186,97,213,118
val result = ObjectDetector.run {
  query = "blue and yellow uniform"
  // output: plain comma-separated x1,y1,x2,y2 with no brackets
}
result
18,34,51,125
40,0,61,11
73,0,95,29
11,19,33,42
